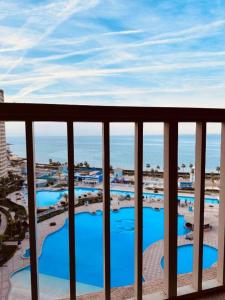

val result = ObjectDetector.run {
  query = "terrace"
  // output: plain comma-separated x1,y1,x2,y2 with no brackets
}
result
1,102,225,300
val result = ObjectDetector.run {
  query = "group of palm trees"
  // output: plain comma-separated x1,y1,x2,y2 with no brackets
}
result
145,164,160,174
0,172,24,200
49,159,91,169
75,161,90,168
177,163,194,173
146,163,192,173
146,163,221,174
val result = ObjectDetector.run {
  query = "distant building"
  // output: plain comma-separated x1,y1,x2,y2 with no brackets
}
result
24,178,48,188
112,168,125,184
178,180,193,189
114,168,123,178
0,90,8,178
35,179,48,188
75,170,103,184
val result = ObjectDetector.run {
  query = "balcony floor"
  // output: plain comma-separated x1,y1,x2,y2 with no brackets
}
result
195,293,225,299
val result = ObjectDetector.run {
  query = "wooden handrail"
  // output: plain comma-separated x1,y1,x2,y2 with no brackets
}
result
1,103,225,122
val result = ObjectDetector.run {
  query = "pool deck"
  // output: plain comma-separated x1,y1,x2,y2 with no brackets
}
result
74,201,219,300
143,203,219,282
1,191,220,300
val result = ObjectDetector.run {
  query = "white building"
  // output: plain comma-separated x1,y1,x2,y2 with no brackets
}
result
114,168,123,178
0,90,7,178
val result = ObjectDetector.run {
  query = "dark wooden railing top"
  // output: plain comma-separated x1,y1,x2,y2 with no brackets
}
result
1,103,225,122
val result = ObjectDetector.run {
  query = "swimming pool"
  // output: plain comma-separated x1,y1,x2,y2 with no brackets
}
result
36,187,97,207
12,208,188,291
11,207,218,297
35,187,219,208
161,244,217,274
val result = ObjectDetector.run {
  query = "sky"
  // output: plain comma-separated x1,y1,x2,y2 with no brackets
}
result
1,0,225,135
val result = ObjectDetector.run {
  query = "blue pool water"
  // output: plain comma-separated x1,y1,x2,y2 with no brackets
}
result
23,208,190,288
111,190,219,204
36,187,97,207
161,244,217,274
35,187,219,208
22,248,30,258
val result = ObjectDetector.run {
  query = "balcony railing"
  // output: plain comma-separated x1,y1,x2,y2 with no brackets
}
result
1,102,225,299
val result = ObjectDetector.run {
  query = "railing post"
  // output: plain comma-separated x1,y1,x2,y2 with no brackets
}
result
218,123,225,286
103,122,111,300
67,122,76,299
25,121,39,300
134,121,143,300
164,122,178,298
193,122,206,291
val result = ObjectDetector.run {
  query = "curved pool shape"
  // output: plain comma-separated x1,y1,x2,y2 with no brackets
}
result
22,248,30,259
35,187,219,208
161,244,217,274
36,187,97,207
13,208,190,290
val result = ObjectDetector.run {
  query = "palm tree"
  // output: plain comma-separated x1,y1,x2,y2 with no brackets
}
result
216,166,220,174
146,164,150,173
189,163,193,170
84,161,90,168
150,168,155,178
156,165,160,171
181,163,186,173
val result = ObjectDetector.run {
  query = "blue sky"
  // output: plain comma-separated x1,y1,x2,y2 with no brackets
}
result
1,0,225,135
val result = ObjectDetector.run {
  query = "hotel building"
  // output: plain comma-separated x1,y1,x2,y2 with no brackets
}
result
0,90,8,178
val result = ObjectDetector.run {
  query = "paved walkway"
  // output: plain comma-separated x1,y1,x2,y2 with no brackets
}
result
0,211,7,235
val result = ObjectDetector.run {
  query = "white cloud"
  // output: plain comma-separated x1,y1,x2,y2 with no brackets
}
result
0,0,100,78
1,0,225,135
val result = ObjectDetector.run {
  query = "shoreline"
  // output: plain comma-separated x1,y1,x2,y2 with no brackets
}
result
7,133,222,174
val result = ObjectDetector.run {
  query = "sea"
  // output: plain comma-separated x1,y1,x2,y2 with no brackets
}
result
6,135,221,172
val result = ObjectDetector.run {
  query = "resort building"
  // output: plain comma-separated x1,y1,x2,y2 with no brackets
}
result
24,178,48,188
114,167,123,178
0,90,8,178
178,180,194,189
112,167,124,183
75,170,103,184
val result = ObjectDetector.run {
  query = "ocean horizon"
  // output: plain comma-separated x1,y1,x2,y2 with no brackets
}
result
7,134,221,172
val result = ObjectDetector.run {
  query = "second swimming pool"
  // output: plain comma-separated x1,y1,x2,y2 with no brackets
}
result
35,187,219,208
